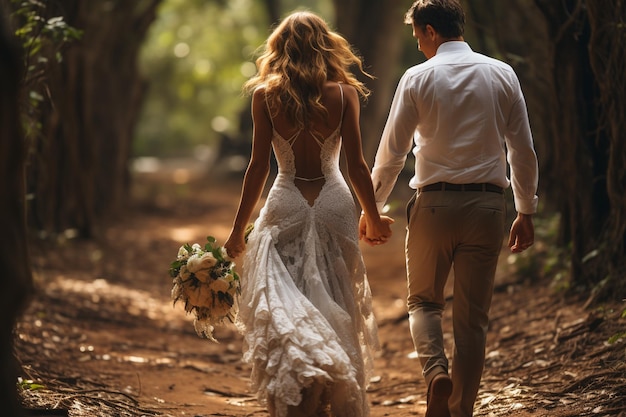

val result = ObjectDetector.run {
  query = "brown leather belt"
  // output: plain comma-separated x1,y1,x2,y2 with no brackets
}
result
419,182,504,194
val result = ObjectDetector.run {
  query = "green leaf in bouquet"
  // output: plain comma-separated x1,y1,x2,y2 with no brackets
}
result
205,236,217,252
169,259,183,277
244,223,254,242
212,247,224,262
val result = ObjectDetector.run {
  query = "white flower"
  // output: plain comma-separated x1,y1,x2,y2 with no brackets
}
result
191,243,202,254
194,269,211,283
177,245,190,260
198,252,218,270
184,283,213,308
210,277,230,293
179,265,191,280
188,252,217,275
186,254,202,273
170,238,240,341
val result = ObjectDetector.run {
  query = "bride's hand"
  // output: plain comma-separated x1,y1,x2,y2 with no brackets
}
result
224,232,246,258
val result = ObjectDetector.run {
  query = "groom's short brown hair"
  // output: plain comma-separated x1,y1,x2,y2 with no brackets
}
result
404,0,465,39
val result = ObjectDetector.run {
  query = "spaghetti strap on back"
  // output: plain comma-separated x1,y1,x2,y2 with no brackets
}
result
266,83,344,147
239,81,378,417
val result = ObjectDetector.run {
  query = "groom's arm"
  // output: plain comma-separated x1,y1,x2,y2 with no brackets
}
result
371,73,419,212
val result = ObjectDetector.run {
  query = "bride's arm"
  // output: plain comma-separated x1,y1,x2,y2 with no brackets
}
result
341,85,393,244
225,89,272,258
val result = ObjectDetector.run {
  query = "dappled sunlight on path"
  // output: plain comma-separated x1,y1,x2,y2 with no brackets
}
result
16,177,626,416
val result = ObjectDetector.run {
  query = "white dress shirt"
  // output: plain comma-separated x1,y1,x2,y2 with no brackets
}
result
371,41,539,215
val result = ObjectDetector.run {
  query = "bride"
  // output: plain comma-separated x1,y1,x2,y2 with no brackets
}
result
224,11,393,417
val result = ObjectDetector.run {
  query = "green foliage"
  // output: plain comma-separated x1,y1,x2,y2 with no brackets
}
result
608,332,626,344
18,378,45,391
281,0,334,18
506,212,572,291
244,222,254,242
135,0,268,157
607,307,626,344
169,236,234,279
10,0,82,140
135,0,335,158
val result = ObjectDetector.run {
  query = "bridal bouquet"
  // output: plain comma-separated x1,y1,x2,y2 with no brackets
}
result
169,236,241,342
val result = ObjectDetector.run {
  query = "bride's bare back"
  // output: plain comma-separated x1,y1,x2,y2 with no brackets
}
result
268,82,345,205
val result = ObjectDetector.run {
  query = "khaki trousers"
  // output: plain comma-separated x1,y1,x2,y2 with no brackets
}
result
405,189,505,417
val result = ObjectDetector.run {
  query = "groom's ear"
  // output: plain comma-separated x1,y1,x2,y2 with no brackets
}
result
425,24,437,40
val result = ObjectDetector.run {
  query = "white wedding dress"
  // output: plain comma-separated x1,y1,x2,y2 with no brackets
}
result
237,84,379,417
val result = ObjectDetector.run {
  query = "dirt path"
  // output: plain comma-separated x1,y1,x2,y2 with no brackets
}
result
16,175,626,417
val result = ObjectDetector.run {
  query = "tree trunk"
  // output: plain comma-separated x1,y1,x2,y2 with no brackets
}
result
462,0,555,203
464,0,623,296
0,5,33,416
533,0,611,285
261,0,281,24
28,0,162,238
586,0,626,296
333,0,407,161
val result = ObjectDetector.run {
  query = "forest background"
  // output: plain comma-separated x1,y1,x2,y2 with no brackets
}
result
1,0,625,416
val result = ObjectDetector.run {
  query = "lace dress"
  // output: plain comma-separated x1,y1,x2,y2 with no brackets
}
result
237,84,379,417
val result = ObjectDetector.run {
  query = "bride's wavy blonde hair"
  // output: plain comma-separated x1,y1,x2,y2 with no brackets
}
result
244,11,371,129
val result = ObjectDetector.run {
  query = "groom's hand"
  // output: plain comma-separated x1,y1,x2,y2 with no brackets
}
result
359,214,394,246
374,216,394,245
508,213,534,253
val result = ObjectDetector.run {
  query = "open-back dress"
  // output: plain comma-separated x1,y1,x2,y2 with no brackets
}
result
237,83,379,417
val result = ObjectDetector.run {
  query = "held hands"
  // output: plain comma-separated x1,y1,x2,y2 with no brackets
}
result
508,213,534,253
359,214,394,246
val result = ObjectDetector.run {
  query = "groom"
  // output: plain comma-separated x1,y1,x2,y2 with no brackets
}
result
360,1,538,416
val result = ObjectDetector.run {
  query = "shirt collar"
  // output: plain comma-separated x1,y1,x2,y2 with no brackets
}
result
435,41,471,56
